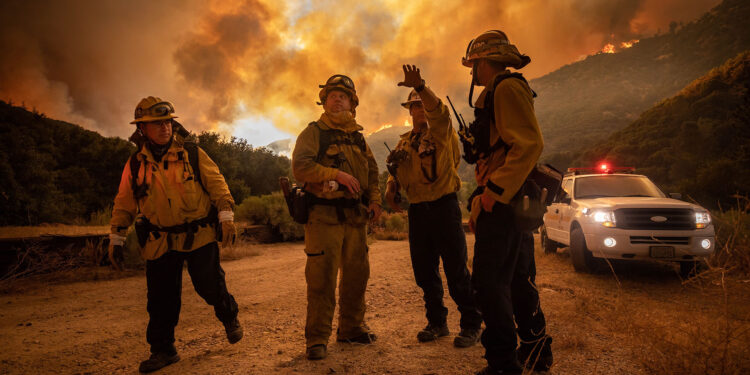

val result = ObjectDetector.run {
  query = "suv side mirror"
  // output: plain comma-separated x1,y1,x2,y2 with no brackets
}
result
669,193,682,200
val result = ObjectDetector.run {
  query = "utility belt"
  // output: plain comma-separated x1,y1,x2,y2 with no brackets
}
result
468,164,562,232
281,181,369,225
134,207,220,250
309,195,368,223
409,192,457,210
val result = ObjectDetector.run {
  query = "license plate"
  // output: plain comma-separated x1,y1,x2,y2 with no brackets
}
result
650,246,675,258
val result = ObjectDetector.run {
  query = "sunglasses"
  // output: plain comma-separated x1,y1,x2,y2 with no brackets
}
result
320,74,355,90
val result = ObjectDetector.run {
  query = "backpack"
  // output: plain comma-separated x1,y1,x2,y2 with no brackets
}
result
130,141,205,200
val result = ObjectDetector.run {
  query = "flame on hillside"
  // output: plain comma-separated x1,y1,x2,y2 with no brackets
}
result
621,39,639,48
368,119,411,136
599,39,639,54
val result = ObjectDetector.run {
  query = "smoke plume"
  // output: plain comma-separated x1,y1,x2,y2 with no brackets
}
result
0,0,722,142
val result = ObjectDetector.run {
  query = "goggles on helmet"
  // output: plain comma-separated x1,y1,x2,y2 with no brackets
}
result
320,74,355,91
135,102,175,120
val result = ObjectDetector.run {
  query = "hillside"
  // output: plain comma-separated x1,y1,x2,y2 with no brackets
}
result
574,51,750,209
366,125,411,169
0,101,135,225
0,101,291,226
534,0,750,162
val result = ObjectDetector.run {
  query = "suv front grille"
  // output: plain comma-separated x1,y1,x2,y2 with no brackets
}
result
630,236,690,245
615,208,695,230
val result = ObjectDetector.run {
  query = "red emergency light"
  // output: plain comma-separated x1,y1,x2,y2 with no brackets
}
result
566,164,636,175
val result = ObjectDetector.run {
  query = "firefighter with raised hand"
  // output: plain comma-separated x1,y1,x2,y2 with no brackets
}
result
385,65,482,347
292,74,382,360
461,31,553,374
108,97,242,373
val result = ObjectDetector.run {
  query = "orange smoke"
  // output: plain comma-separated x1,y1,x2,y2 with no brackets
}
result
0,0,724,142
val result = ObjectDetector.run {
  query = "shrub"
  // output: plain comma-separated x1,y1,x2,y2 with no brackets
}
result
709,197,750,275
236,192,304,241
372,211,408,241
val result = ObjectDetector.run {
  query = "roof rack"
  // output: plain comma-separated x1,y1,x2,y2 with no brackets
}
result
566,166,636,176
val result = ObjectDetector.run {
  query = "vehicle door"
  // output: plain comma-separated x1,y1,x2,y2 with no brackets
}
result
558,178,576,245
546,178,573,242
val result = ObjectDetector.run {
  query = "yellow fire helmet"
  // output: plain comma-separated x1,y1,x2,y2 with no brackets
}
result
462,30,531,69
401,89,421,109
317,74,360,108
130,96,179,124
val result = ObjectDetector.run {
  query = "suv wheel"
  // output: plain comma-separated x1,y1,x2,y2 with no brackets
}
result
541,226,558,254
569,227,600,273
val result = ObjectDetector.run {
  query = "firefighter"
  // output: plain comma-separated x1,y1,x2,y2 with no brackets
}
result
385,65,482,347
461,31,553,374
108,97,242,373
292,75,382,360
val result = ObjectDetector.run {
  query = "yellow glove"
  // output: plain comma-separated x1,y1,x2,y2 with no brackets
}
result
108,233,126,271
221,221,237,247
219,210,237,248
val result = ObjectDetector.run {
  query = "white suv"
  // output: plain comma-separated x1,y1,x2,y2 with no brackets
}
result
541,168,715,276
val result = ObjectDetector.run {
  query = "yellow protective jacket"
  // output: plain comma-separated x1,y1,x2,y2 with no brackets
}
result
387,100,462,203
292,112,381,226
110,134,234,260
474,71,544,204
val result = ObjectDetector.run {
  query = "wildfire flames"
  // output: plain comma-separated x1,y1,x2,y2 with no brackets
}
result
621,39,639,48
369,119,411,136
601,43,616,54
599,39,639,54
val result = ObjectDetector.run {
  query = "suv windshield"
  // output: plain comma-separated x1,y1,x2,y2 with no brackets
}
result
574,175,665,199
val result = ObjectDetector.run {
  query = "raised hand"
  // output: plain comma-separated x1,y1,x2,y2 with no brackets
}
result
397,65,424,88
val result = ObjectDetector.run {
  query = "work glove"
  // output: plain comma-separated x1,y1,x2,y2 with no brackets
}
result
108,233,126,271
385,181,402,212
368,202,383,224
219,210,237,248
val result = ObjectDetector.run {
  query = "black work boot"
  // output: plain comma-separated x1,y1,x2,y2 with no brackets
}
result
138,352,180,373
518,337,553,372
224,318,243,344
453,328,481,348
337,332,377,344
475,366,523,375
416,323,449,342
306,344,327,360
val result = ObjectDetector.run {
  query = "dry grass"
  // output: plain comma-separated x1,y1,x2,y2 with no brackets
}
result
0,224,108,239
220,238,263,261
0,238,107,290
552,259,750,374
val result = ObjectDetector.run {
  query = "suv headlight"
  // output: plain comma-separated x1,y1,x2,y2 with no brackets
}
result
695,211,711,229
593,210,616,227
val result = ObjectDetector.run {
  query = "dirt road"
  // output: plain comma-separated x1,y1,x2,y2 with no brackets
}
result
1,235,747,374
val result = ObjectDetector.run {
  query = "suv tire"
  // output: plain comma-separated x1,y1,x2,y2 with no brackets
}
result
541,226,558,254
570,227,600,273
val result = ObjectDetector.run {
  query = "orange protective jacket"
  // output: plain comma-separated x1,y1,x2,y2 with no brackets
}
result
110,134,234,260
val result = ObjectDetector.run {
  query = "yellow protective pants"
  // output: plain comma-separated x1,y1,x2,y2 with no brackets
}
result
304,221,370,347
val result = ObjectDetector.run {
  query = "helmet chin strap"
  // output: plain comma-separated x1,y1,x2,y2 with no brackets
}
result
468,63,478,108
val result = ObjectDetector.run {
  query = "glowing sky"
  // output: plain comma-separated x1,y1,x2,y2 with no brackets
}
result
0,0,721,147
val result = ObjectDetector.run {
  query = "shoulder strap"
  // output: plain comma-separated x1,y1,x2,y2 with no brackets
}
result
183,141,208,193
129,152,141,198
310,122,330,162
491,72,537,98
